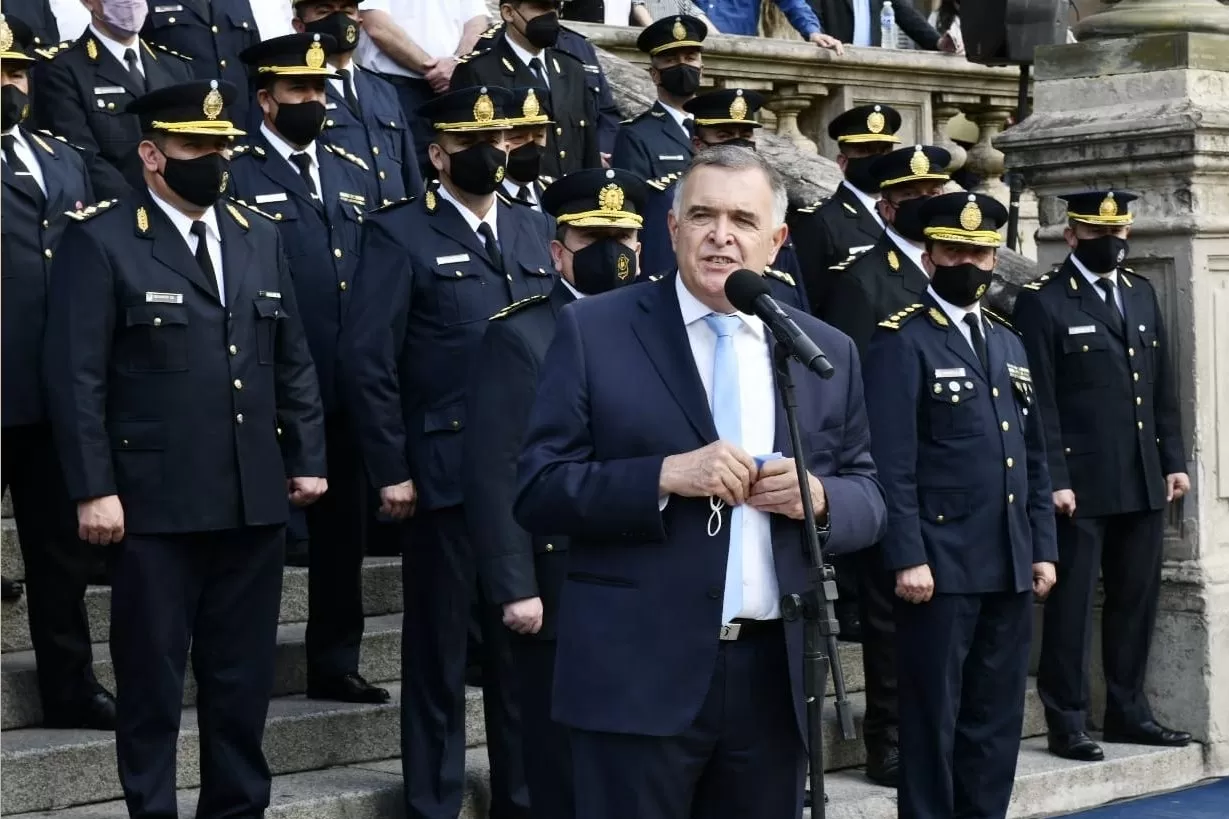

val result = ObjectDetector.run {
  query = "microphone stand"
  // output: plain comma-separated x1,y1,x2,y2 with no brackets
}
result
773,342,856,817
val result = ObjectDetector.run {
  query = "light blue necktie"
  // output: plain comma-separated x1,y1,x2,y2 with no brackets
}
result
703,313,744,623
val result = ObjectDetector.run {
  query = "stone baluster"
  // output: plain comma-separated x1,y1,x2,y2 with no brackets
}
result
766,83,825,154
1074,0,1229,38
962,103,1013,206
931,98,968,174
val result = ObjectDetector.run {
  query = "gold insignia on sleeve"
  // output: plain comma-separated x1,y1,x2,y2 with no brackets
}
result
490,293,548,320
928,307,949,327
1099,191,1118,218
86,38,99,60
764,267,796,287
474,91,495,124
729,90,747,121
136,207,150,233
203,81,224,121
909,146,929,176
960,197,982,231
598,183,625,213
867,106,885,134
306,39,326,69
672,17,687,40
887,249,900,271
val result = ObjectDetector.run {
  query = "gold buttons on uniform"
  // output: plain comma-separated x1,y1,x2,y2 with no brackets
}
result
333,248,343,258
219,59,227,69
545,543,554,552
168,16,175,22
326,119,335,128
153,317,162,327
555,127,563,136
992,387,999,397
936,515,945,523
379,170,386,180
211,24,219,33
450,420,460,429
559,150,567,159
1006,458,1014,468
1138,421,1144,430
1133,372,1140,382
951,395,959,404
579,119,586,127
454,270,463,278
339,281,348,291
229,344,238,355
43,248,53,259
121,439,129,447
372,146,380,155
1008,493,1015,503
234,379,243,390
1128,347,1135,357
236,413,244,423
1081,345,1089,353
1136,396,1142,406
1064,447,1071,454
42,219,49,229
1001,421,1009,432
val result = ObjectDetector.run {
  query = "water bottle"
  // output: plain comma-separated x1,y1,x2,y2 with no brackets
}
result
880,2,897,49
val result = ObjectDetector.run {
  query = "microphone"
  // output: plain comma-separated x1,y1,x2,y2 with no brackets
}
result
725,269,835,379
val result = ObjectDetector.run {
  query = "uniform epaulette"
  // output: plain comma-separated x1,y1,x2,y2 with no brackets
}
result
323,143,370,171
984,308,1018,334
764,267,796,287
647,273,665,282
37,40,73,59
64,199,118,221
827,248,865,273
877,303,924,331
1022,272,1053,291
495,190,513,206
795,197,828,214
479,22,504,38
619,117,634,125
455,51,479,64
490,294,547,320
229,198,278,221
645,172,678,192
31,130,81,153
1120,267,1147,288
147,41,192,61
229,143,266,158
538,175,555,187
371,196,414,215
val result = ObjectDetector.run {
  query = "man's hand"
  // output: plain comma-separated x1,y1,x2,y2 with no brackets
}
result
809,32,845,55
1032,561,1057,600
1052,489,1077,517
78,495,125,545
379,480,417,519
937,32,959,53
1166,473,1191,502
747,458,826,521
502,597,544,635
600,152,611,169
288,477,328,507
895,564,934,604
659,440,757,506
424,56,457,94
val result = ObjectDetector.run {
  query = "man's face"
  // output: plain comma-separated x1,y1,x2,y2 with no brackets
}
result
502,0,556,32
140,133,229,172
295,0,360,24
923,241,995,277
835,141,891,172
506,125,548,150
668,164,787,312
692,124,755,151
260,77,328,116
429,129,508,178
2,66,30,95
551,226,640,283
1064,221,1130,250
877,179,946,226
649,48,702,84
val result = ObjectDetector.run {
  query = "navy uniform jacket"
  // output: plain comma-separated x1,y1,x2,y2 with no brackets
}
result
789,183,883,314
1012,259,1184,518
2,127,93,427
514,273,886,736
227,136,380,414
501,174,555,212
611,101,692,181
43,194,327,534
31,32,193,200
342,189,556,513
862,297,1057,595
820,235,927,355
140,0,260,127
320,65,422,204
7,0,59,49
451,33,599,178
463,283,575,640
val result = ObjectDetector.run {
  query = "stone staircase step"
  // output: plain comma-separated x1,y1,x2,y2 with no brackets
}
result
2,557,404,653
1,614,404,730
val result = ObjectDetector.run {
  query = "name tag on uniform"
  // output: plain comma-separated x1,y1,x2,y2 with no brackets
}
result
255,192,288,204
1067,325,1097,335
153,4,184,11
436,253,470,265
325,102,339,110
658,154,685,161
258,291,282,299
339,191,367,206
94,86,127,95
145,291,183,304
934,367,966,378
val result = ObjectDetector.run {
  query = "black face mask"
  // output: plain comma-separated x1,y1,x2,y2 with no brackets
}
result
700,137,756,151
570,238,638,295
843,155,880,194
930,262,993,308
272,99,327,147
159,150,229,208
506,142,543,184
519,10,560,48
446,141,507,195
1,85,29,131
658,63,701,98
303,12,360,52
1073,234,1128,274
889,196,930,242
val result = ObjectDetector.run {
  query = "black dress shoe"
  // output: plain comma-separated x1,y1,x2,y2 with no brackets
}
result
864,744,900,787
1047,731,1104,761
45,689,117,731
1103,720,1192,747
306,672,391,704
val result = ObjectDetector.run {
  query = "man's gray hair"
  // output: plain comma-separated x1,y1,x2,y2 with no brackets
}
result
671,144,789,227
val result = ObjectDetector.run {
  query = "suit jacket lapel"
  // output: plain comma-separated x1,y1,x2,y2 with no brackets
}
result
141,193,219,299
427,197,494,267
24,129,65,209
631,273,717,442
836,184,883,245
259,136,321,212
219,203,255,307
1065,259,1126,341
1,159,39,206
91,40,145,97
653,102,693,152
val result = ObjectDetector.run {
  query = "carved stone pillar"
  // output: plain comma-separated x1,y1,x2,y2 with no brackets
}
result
962,104,1013,206
766,84,825,154
1074,0,1229,38
932,99,968,173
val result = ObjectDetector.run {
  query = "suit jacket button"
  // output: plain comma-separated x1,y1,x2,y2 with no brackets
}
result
372,146,380,156
545,543,554,552
43,248,53,259
339,281,348,291
229,344,238,355
936,514,945,523
1001,421,1009,432
707,587,720,600
153,316,162,326
211,24,219,33
1008,493,1015,503
234,379,243,390
236,413,244,424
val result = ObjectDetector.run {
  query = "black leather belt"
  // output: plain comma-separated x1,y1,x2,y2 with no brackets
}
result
719,618,783,641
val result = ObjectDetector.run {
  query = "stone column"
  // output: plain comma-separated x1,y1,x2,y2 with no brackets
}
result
766,84,824,154
998,0,1229,776
931,98,969,173
962,103,1013,206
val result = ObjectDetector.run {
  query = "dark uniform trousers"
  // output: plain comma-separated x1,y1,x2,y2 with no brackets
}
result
343,192,556,819
43,194,326,819
2,125,99,718
1015,259,1184,736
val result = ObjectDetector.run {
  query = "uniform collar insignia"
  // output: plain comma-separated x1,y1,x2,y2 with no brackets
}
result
927,307,949,327
136,207,150,234
425,189,437,213
226,202,249,230
86,38,99,61
887,249,900,271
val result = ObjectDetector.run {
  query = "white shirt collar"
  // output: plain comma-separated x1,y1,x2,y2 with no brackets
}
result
675,272,765,340
928,285,983,327
147,186,222,245
88,23,141,67
260,121,319,166
561,277,585,300
502,177,537,205
1071,253,1119,289
659,100,692,135
886,226,927,272
435,181,498,240
505,34,545,70
842,179,881,210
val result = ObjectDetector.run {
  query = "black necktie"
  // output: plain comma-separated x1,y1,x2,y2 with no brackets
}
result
516,184,533,204
1095,277,1125,332
336,68,361,115
528,57,546,85
190,220,219,297
684,117,695,139
478,222,503,273
289,152,318,198
2,133,45,207
963,313,988,372
123,47,146,93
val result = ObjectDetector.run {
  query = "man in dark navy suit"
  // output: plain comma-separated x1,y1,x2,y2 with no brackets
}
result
43,79,327,819
611,14,705,181
862,192,1058,819
499,85,555,210
1014,191,1191,762
515,145,886,819
292,0,423,203
465,167,646,819
231,31,387,705
342,85,555,819
1,12,115,731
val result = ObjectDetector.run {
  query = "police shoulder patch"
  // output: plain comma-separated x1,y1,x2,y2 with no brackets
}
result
64,198,119,221
323,143,370,171
147,40,192,61
984,308,1020,335
764,267,796,287
877,302,924,331
1022,272,1053,291
228,198,278,221
490,294,548,320
827,249,864,273
39,40,73,60
794,197,828,214
645,172,676,192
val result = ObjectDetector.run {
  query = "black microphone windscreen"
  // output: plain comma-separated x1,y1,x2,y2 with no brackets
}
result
724,268,771,314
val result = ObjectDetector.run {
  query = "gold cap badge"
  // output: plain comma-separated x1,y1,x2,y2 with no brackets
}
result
909,146,929,177
598,183,625,213
672,17,687,40
522,89,540,119
960,196,982,231
1099,192,1118,218
729,90,747,121
306,37,325,69
867,105,885,135
0,18,14,55
203,80,224,121
474,90,494,123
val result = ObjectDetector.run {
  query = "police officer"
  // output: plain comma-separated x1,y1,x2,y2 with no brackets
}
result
342,85,555,819
4,0,59,50
611,14,705,181
463,167,645,819
230,32,387,704
292,0,423,203
501,85,555,209
1014,191,1191,761
790,103,901,314
451,0,598,179
31,0,193,198
863,192,1057,819
42,79,327,819
2,12,115,731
